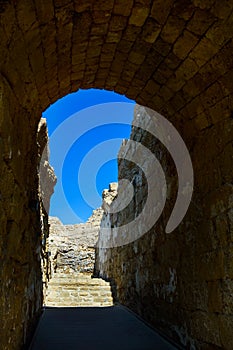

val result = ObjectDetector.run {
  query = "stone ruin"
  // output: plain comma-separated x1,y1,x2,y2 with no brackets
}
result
47,183,118,278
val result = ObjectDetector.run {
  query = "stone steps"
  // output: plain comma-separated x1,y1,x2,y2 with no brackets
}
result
45,273,113,307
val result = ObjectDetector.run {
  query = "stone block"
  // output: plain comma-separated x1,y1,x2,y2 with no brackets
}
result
190,311,221,346
173,30,199,59
161,15,185,44
194,113,210,130
210,0,233,19
207,281,223,313
93,0,114,11
144,79,160,95
16,0,37,32
171,1,195,21
187,9,215,36
222,279,233,315
190,37,219,67
219,315,233,349
109,15,127,31
91,23,108,36
150,0,173,24
109,182,118,191
113,0,133,16
123,25,142,42
74,0,92,13
176,58,199,81
92,11,111,24
198,250,224,281
118,39,133,53
141,18,161,44
106,31,122,43
209,97,232,125
128,51,145,65
192,0,216,9
129,6,149,26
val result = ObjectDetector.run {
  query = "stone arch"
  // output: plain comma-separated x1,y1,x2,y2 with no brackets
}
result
1,1,232,125
0,1,233,349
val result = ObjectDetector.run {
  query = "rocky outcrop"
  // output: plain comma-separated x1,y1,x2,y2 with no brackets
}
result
48,207,103,276
102,182,118,212
37,118,57,215
37,119,57,296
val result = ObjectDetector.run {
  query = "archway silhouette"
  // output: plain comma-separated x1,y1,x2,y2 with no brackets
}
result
1,1,233,349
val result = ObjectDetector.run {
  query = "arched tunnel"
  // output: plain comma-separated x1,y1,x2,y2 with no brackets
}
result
0,1,233,349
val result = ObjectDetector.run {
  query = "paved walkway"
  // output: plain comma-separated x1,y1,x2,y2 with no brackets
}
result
29,305,178,350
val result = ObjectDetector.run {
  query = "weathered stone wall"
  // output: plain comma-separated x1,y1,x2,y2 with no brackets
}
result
95,105,233,349
37,118,57,215
0,76,43,349
48,208,103,276
37,119,57,297
0,78,55,349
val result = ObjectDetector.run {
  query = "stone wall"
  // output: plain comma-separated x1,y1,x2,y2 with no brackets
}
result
0,76,45,349
0,77,55,349
48,208,103,276
37,119,57,297
95,105,233,349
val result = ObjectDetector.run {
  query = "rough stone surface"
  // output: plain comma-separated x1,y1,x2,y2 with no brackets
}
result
38,119,57,215
95,105,233,350
45,209,113,308
0,89,55,349
0,1,233,349
45,272,113,307
102,182,118,212
48,208,103,276
37,119,57,298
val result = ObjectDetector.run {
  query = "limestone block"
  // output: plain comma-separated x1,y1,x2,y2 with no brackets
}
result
113,0,133,16
219,315,233,349
190,311,221,346
207,281,223,313
173,30,198,60
129,6,149,26
161,15,185,44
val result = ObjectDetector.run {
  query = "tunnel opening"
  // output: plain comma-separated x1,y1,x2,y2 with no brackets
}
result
39,88,135,308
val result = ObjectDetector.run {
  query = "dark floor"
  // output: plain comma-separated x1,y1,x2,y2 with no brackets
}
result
29,305,178,350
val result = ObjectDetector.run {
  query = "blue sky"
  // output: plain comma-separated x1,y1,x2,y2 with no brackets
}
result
42,89,135,224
